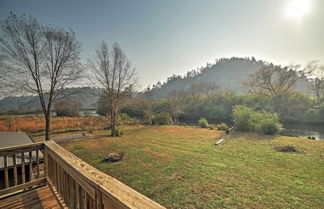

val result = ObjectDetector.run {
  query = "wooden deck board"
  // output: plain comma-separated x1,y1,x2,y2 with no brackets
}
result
0,185,62,209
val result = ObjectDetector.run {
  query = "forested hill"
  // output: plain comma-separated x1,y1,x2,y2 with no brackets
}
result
150,57,308,98
0,87,101,112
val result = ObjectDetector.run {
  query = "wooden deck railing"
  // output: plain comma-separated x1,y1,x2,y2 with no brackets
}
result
0,141,165,209
0,142,45,197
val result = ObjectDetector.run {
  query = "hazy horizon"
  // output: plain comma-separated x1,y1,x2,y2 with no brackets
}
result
1,0,323,88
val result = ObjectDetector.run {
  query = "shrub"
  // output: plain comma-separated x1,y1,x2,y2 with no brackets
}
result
198,118,209,128
119,113,130,120
258,118,281,135
232,105,282,135
152,112,172,125
217,123,229,131
115,128,123,136
232,105,255,131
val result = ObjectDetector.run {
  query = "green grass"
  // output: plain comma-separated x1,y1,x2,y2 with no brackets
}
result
61,125,324,209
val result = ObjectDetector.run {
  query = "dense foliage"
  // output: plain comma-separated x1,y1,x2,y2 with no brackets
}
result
232,105,282,135
152,112,172,125
119,91,323,125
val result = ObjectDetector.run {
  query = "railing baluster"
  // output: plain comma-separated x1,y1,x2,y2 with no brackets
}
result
21,152,25,183
44,150,48,179
95,189,103,209
36,150,40,179
53,157,55,181
76,182,80,209
29,151,33,181
13,154,17,186
4,156,9,188
84,190,88,209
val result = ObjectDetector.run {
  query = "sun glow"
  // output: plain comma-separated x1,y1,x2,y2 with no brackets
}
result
285,0,312,19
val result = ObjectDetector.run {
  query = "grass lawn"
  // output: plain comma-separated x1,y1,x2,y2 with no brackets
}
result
60,125,324,209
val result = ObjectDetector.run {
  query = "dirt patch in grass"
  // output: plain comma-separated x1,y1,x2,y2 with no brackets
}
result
275,145,300,153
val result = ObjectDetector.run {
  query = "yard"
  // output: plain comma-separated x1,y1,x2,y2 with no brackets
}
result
60,125,324,208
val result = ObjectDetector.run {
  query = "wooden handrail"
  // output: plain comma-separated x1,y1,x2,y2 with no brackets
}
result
0,142,44,157
45,140,165,209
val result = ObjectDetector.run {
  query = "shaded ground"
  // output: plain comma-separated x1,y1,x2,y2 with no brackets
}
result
60,125,324,209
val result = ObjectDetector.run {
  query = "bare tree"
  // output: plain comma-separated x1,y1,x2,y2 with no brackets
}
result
305,62,324,105
189,81,219,103
89,41,136,136
242,64,306,112
168,90,187,124
243,64,304,98
0,13,82,140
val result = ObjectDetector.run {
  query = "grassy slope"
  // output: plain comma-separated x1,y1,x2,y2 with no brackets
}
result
61,126,324,209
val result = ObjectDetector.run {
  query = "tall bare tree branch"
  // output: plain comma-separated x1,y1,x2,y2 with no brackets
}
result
0,13,82,140
89,41,137,136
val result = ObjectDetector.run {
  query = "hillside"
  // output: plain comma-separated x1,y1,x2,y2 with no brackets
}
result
151,57,309,98
0,87,101,112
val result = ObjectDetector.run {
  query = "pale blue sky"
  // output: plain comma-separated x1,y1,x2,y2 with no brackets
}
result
1,0,323,87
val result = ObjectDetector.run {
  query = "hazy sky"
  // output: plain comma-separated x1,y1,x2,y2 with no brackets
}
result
1,0,323,87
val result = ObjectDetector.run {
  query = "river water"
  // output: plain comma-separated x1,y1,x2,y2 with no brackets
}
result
280,123,324,140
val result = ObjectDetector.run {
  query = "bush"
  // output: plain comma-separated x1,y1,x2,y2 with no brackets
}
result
258,118,282,135
232,105,255,131
217,123,229,131
115,128,123,136
152,112,172,125
198,118,209,128
119,113,130,120
232,105,282,135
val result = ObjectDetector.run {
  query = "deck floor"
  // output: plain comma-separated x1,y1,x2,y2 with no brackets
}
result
0,185,62,209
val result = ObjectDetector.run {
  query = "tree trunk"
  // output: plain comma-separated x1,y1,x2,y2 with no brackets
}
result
45,114,51,141
110,105,116,137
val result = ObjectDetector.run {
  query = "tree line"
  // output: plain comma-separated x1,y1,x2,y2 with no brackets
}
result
99,61,324,125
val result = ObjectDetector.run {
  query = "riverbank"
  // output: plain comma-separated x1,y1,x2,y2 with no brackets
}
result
280,122,324,140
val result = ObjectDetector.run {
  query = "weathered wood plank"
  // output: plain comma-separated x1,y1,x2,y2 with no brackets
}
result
21,152,25,183
36,149,40,178
29,151,33,181
45,142,97,198
0,185,62,209
215,138,225,146
4,156,9,188
13,154,17,186
0,142,44,157
0,178,46,197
